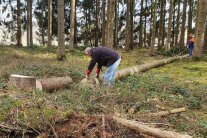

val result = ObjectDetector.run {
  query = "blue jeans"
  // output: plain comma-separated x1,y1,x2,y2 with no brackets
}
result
188,47,193,57
104,58,121,86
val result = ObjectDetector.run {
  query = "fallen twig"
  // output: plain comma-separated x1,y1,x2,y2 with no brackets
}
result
102,115,106,138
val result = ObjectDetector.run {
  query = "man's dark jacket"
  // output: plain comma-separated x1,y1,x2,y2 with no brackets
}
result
87,47,120,71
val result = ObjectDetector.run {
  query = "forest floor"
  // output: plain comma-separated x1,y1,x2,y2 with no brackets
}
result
0,45,207,137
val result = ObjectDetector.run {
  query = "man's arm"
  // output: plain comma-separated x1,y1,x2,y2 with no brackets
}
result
85,53,99,78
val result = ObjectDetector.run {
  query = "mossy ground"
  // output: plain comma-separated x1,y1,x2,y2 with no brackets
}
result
0,45,206,137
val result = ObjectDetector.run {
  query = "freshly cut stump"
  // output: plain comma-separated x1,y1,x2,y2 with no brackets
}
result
9,74,36,89
36,76,73,92
80,78,100,88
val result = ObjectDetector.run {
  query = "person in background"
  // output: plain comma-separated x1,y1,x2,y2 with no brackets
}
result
187,34,195,57
85,46,121,86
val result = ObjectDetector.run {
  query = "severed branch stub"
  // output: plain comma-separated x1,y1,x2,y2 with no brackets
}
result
9,74,36,90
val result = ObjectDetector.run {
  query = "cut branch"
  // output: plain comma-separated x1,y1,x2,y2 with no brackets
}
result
112,116,192,138
145,107,187,117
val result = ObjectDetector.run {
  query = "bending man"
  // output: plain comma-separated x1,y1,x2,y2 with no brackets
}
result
85,47,121,86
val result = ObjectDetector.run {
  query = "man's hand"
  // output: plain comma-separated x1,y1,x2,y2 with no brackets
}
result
96,74,99,79
85,70,91,79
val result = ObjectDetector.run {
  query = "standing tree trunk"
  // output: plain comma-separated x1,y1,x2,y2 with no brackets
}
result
101,0,106,46
143,0,147,47
204,21,207,52
17,0,22,47
69,0,75,50
166,0,174,50
157,0,165,50
30,0,33,47
175,1,181,47
114,0,119,49
150,0,157,55
179,0,187,47
139,0,144,47
193,0,207,58
41,0,45,46
57,0,65,60
27,0,30,47
95,0,100,47
125,0,130,51
105,0,115,48
161,1,166,47
172,0,176,47
129,0,134,50
47,0,52,49
187,0,193,41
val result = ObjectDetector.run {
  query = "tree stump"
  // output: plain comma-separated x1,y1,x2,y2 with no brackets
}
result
80,78,100,88
36,76,73,92
9,74,36,90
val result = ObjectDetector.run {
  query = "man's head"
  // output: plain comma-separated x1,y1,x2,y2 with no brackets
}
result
189,34,194,38
85,47,92,56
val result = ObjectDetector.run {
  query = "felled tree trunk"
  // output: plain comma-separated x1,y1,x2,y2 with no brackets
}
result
36,76,73,92
9,74,36,89
113,116,192,138
116,55,187,79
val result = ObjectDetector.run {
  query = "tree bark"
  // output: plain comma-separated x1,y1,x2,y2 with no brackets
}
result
112,116,192,138
139,0,144,47
194,0,207,58
101,0,106,46
166,0,174,50
36,76,73,92
9,74,36,90
175,1,181,47
187,0,193,41
116,55,187,79
17,0,22,47
47,0,52,49
27,0,30,47
105,0,115,48
41,0,45,46
95,0,100,47
143,0,147,47
150,0,157,55
69,0,75,50
30,0,33,47
158,0,165,50
114,0,119,49
204,20,207,52
179,0,187,47
125,0,130,51
57,0,65,60
129,0,134,50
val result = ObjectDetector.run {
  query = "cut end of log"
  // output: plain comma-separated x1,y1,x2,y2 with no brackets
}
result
36,80,43,91
9,74,36,90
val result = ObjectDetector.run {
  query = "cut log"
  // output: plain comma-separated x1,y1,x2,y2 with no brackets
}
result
112,116,192,138
116,55,187,79
36,76,73,92
9,74,36,89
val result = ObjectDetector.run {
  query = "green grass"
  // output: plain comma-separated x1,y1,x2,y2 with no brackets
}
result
0,45,207,137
